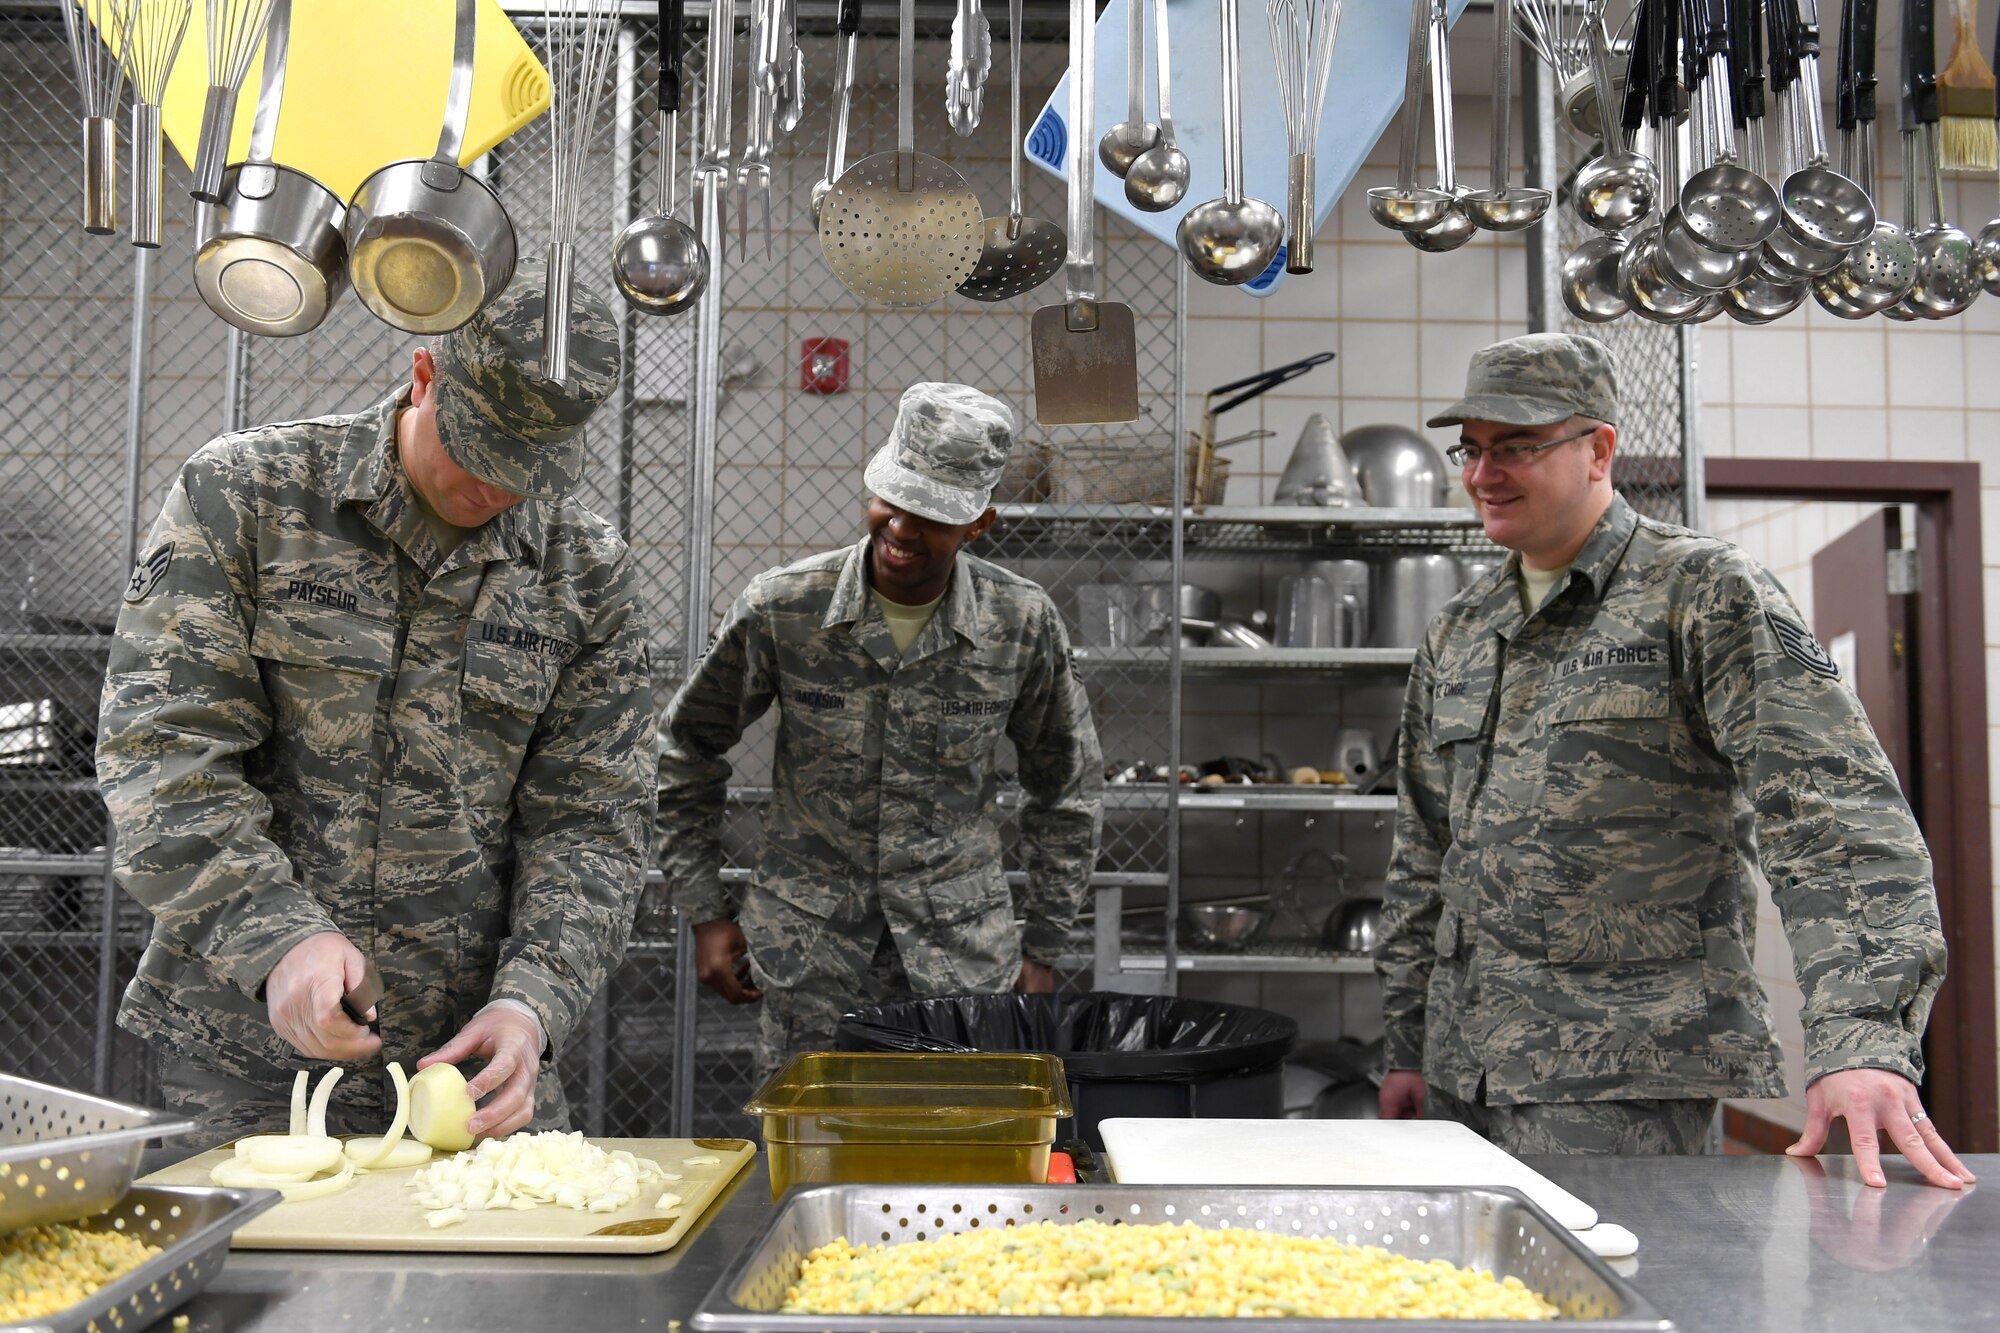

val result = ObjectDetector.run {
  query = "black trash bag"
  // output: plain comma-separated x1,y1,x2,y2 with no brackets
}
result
835,991,1298,1081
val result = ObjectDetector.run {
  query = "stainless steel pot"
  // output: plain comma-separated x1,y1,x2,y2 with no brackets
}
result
194,0,347,336
344,0,516,333
1457,553,1502,589
1339,423,1449,508
1134,581,1218,647
1372,552,1461,647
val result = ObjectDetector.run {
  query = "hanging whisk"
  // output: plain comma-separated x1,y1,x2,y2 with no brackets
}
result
1520,0,1636,141
1266,0,1343,272
192,0,275,203
544,0,620,381
61,0,133,235
121,0,192,248
1514,0,1586,84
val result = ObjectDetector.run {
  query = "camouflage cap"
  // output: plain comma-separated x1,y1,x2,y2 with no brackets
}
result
863,383,1015,525
1426,332,1620,429
431,254,622,500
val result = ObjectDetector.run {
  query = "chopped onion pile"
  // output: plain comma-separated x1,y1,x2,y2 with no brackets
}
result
408,1132,675,1228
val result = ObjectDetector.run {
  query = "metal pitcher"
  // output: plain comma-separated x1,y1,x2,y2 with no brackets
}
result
1276,560,1369,648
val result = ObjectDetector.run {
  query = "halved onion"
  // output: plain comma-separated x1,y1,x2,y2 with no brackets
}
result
408,1063,477,1151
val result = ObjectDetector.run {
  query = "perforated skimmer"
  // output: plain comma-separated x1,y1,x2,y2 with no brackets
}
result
958,0,1065,301
819,0,983,305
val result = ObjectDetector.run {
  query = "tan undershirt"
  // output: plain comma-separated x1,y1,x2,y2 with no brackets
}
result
872,587,945,656
1520,562,1569,615
413,488,476,555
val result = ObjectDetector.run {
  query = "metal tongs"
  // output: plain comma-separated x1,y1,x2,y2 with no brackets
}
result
739,0,783,255
694,0,737,244
946,0,991,135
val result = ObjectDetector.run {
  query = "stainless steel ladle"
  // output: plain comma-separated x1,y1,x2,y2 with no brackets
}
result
1572,0,1658,231
1098,0,1159,176
1464,0,1552,230
613,0,710,315
809,0,860,229
1177,0,1285,282
1406,0,1476,253
1369,0,1456,232
1125,0,1191,211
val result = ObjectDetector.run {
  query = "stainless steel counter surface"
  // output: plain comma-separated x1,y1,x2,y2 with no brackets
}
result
154,1153,1995,1332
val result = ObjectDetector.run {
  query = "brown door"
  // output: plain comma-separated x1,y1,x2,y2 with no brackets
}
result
1812,508,1915,796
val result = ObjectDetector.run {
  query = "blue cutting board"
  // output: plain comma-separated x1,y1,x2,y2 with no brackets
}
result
1027,0,1472,298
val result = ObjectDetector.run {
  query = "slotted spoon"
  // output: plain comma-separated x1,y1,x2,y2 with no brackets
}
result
958,0,1065,301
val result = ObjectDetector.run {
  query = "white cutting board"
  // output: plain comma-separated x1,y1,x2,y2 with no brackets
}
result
1026,0,1473,298
1098,1118,1599,1232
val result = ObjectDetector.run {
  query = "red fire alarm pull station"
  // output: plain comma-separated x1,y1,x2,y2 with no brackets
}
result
800,338,849,394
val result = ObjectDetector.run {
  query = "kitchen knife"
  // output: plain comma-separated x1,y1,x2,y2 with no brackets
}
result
340,958,383,1027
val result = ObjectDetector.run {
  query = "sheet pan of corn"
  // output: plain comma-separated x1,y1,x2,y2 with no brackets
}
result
692,1184,1674,1331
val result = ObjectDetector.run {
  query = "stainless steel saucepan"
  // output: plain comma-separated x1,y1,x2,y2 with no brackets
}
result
344,0,517,333
194,0,346,336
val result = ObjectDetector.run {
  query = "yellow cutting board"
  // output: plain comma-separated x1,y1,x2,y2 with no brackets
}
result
141,1136,756,1253
90,0,550,202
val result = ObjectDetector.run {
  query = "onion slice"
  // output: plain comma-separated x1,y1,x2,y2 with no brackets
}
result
241,1134,345,1177
348,1063,411,1169
344,1136,433,1170
306,1066,344,1139
288,1070,309,1137
210,1152,358,1200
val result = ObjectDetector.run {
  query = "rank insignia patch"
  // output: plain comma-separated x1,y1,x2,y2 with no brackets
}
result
1767,611,1839,679
124,542,172,604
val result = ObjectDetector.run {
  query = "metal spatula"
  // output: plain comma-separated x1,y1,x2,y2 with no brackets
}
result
1031,0,1139,425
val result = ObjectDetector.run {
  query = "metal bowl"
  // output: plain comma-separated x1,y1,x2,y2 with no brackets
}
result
1339,424,1448,508
1179,904,1267,950
1322,897,1383,954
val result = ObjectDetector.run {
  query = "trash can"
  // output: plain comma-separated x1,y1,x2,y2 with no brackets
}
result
836,992,1299,1151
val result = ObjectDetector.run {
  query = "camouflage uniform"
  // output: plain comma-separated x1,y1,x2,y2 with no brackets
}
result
659,384,1104,1076
1378,333,1945,1143
97,258,656,1146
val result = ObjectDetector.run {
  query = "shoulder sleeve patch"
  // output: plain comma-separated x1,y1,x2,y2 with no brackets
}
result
124,541,173,604
1765,610,1839,678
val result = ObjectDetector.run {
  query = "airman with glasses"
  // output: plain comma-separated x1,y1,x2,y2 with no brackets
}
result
1375,333,1970,1189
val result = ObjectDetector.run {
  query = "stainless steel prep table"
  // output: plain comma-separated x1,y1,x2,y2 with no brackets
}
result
151,1154,1998,1332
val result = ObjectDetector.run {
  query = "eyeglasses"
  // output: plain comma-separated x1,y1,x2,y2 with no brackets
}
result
1445,425,1599,470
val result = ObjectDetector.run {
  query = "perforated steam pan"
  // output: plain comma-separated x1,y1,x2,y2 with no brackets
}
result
3,1184,281,1333
692,1183,1675,1332
0,1074,193,1231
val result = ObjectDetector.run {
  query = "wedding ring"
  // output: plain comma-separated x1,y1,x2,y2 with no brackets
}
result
1912,1111,1931,1126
